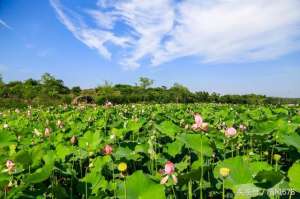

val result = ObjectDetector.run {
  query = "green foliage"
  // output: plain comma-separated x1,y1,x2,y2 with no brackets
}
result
117,171,165,199
288,161,300,192
0,100,300,198
0,73,300,108
139,77,154,89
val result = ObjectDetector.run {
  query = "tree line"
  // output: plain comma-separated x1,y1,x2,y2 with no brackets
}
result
0,73,299,108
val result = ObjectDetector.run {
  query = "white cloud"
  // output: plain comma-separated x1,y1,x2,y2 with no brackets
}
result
49,0,130,59
0,19,12,29
50,0,300,69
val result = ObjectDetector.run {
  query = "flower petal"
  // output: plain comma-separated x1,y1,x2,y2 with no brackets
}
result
172,175,178,184
160,175,169,184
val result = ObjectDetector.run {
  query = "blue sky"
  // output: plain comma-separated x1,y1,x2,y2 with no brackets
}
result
1,0,300,97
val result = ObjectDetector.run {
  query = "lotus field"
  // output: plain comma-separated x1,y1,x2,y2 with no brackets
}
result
1,104,300,199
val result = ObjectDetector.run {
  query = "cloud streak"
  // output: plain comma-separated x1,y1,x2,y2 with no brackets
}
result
50,0,300,69
0,19,12,29
49,0,130,59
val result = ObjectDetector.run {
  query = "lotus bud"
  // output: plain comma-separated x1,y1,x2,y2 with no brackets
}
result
164,161,175,175
6,160,15,174
57,120,63,128
103,145,113,155
70,135,77,145
44,128,51,137
273,154,281,162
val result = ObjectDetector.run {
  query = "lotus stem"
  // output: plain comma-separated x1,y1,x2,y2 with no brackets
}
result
124,178,127,199
222,179,225,199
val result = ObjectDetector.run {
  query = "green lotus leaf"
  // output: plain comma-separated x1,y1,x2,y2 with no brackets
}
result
214,156,253,192
14,150,32,168
81,156,111,194
177,133,213,156
164,139,183,157
248,161,273,177
56,143,73,161
278,133,300,153
234,183,263,199
250,121,276,135
113,147,141,161
254,170,283,189
288,161,300,193
156,121,181,138
78,131,102,151
0,131,16,147
117,170,165,199
25,151,56,184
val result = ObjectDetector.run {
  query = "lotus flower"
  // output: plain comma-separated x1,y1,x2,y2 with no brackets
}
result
44,128,51,137
118,162,127,172
160,161,177,185
219,167,230,178
225,127,237,137
192,114,209,132
6,160,15,174
103,145,113,155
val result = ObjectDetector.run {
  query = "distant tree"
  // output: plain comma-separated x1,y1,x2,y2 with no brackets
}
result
0,74,3,85
170,83,191,103
23,78,40,102
40,73,69,97
96,80,120,101
1,73,299,107
210,92,220,102
71,86,81,95
195,91,209,102
0,74,5,97
139,77,154,89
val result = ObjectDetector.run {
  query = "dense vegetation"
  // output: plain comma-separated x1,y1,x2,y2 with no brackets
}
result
1,104,300,198
0,73,299,108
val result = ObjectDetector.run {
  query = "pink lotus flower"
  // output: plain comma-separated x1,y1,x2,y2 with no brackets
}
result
103,145,113,155
192,114,203,129
192,114,209,132
225,127,237,137
160,161,178,185
6,160,15,173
